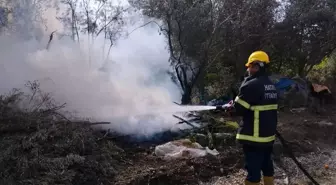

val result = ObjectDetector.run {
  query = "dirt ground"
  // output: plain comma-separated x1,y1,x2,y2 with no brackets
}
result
112,107,336,185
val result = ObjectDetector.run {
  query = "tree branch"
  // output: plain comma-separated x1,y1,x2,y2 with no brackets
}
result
127,20,163,36
95,7,128,36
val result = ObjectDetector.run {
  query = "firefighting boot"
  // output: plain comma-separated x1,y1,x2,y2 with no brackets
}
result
263,176,274,185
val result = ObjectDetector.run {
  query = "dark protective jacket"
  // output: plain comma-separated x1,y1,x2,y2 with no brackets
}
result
234,70,278,146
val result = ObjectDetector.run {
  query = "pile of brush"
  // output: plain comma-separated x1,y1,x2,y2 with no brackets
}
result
0,81,127,185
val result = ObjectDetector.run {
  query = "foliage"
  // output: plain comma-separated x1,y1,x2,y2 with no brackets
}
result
268,0,336,77
1,0,336,104
308,50,336,87
130,0,336,104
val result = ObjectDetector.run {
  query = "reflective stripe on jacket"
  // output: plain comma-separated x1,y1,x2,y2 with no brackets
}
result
234,73,278,146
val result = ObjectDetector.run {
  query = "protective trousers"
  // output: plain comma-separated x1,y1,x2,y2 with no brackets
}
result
243,144,274,184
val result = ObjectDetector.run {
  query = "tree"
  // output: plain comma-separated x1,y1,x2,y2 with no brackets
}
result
130,0,228,104
130,0,279,104
268,0,336,77
58,0,80,41
58,0,127,60
130,0,336,104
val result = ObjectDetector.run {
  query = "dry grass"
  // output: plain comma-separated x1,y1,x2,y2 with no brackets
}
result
0,82,126,185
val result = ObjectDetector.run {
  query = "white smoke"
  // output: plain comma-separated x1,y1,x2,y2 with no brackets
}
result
0,2,189,137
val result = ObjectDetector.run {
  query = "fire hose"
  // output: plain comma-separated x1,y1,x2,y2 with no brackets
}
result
173,112,320,185
275,130,320,185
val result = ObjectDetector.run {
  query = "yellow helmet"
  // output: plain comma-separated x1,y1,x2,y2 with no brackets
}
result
245,51,270,67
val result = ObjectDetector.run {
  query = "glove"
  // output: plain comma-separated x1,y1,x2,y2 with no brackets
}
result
216,100,234,111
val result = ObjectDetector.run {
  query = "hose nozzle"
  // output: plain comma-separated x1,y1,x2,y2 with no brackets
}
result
215,100,234,111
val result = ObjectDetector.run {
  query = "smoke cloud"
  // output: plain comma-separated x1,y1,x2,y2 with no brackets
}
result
0,3,189,137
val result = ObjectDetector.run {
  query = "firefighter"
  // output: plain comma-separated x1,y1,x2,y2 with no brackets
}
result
217,51,278,185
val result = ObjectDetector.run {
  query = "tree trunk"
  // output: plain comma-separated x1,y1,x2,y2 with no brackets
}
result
277,56,283,73
181,88,192,105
